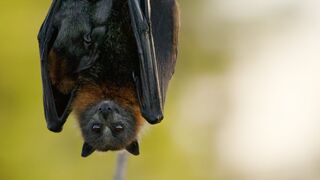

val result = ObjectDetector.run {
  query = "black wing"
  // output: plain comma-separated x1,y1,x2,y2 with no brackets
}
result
129,0,179,124
151,0,179,119
38,0,75,132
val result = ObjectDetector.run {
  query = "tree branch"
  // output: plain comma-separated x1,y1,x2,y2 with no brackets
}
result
113,151,128,180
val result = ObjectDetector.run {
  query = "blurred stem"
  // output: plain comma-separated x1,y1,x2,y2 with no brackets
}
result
114,151,128,180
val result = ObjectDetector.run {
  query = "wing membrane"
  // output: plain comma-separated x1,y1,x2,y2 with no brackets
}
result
129,0,179,124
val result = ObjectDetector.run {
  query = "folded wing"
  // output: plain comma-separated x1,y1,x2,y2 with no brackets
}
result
129,0,179,124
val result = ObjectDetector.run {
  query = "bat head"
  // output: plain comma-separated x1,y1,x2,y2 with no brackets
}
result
79,100,140,157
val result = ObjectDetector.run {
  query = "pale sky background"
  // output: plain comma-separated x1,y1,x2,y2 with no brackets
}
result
175,0,320,179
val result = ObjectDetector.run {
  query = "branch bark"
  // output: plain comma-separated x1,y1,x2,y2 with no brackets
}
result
113,151,128,180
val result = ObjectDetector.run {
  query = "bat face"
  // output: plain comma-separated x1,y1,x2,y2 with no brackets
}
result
79,101,137,152
72,81,143,157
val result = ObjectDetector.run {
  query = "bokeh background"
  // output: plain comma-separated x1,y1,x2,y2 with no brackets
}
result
1,0,320,179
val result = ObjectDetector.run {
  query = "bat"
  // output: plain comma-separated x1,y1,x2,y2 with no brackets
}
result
38,0,179,157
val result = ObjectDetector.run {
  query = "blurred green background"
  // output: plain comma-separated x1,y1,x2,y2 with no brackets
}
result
0,0,223,179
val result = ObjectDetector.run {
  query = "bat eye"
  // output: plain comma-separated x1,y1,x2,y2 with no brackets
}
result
111,123,124,134
92,123,102,133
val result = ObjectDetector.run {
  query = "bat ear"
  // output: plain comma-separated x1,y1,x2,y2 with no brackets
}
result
125,140,140,156
81,142,95,157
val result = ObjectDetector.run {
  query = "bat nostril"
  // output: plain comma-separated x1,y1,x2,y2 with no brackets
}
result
98,102,114,116
99,106,111,112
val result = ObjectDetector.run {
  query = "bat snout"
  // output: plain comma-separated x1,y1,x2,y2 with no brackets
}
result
98,101,118,116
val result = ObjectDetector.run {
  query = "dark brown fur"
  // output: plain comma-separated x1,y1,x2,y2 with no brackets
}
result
48,50,76,94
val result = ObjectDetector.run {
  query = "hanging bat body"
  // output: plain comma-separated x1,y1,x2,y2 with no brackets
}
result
38,0,179,157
